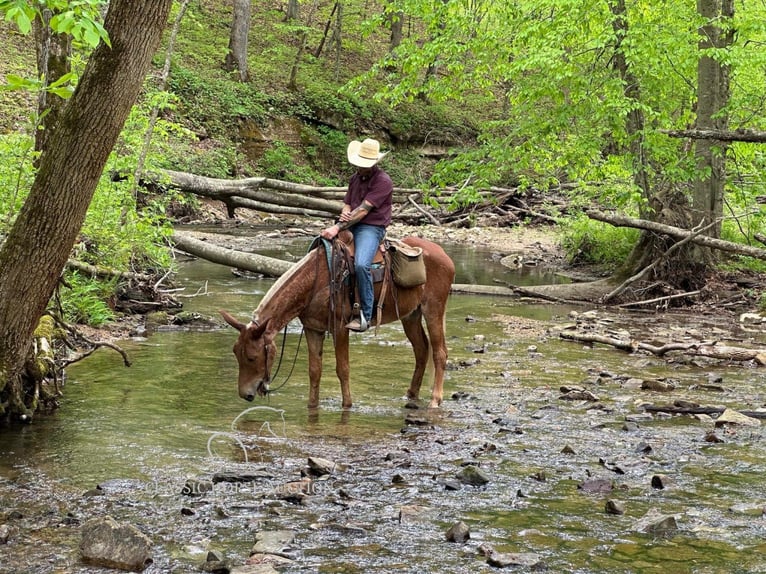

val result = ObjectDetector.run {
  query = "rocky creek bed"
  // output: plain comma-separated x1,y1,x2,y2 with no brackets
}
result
2,222,766,573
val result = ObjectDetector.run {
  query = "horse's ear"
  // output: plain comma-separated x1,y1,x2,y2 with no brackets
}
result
220,310,246,332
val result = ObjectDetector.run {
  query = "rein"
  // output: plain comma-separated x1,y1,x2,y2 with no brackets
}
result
266,323,304,394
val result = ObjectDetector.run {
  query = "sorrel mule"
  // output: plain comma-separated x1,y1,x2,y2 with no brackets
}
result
220,233,455,409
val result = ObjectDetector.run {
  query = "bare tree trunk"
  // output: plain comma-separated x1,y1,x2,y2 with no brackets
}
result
692,0,731,239
286,0,300,21
609,0,650,206
0,0,173,421
388,3,403,50
33,8,71,155
223,0,251,82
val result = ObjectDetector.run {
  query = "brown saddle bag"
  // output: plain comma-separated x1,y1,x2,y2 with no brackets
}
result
387,239,426,287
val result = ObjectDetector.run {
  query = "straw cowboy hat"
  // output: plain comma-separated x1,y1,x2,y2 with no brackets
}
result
347,138,387,168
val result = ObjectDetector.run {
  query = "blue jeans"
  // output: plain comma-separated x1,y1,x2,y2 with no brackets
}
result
351,223,386,322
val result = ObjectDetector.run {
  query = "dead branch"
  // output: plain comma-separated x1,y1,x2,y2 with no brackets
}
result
661,128,766,143
66,259,153,282
408,194,441,225
171,231,293,277
616,290,702,308
602,219,717,303
560,330,766,365
48,313,132,368
586,209,766,261
642,404,766,419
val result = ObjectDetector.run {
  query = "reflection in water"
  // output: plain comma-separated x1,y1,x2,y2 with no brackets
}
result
1,237,766,573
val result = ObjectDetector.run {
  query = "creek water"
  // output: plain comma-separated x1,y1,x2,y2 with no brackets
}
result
1,234,766,573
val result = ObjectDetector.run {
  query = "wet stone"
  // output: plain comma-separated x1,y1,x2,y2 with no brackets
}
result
182,479,213,497
622,422,640,432
456,465,490,487
79,515,153,572
704,430,724,443
445,521,471,543
634,511,678,536
651,474,671,489
641,379,677,392
307,456,336,476
560,390,599,401
625,413,654,423
398,505,432,524
561,445,576,455
252,530,296,556
578,478,613,494
605,499,626,515
715,408,761,427
487,550,542,569
0,524,13,544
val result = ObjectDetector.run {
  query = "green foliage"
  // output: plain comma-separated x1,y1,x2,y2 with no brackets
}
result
560,213,639,268
1,0,109,46
59,272,114,326
166,65,269,138
0,133,36,230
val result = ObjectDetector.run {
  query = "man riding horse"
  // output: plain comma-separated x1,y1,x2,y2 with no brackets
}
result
320,138,392,333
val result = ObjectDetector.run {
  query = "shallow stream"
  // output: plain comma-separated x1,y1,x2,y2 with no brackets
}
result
1,233,766,573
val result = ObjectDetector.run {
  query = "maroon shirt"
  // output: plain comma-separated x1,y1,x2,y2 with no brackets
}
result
344,166,393,227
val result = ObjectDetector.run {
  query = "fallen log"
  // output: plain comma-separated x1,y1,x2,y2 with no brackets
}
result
171,231,293,277
642,404,766,419
586,209,766,261
560,330,766,365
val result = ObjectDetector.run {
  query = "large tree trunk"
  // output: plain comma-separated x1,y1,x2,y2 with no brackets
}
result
33,8,71,155
0,0,173,422
223,0,251,82
692,0,731,241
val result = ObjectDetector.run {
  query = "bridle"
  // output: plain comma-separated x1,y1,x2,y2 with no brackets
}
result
253,319,303,395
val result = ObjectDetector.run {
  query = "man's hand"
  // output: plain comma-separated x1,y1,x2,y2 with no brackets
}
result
320,224,340,240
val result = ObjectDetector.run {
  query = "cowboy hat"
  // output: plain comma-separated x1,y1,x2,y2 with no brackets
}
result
347,138,387,168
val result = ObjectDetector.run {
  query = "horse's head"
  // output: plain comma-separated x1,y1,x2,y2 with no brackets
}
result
220,311,276,401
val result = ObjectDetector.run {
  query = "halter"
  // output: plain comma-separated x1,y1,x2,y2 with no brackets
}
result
259,321,304,395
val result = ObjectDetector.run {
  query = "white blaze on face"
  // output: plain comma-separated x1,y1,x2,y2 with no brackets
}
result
252,250,316,319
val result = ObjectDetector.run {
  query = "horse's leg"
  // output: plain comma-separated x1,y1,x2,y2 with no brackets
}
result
305,328,325,409
333,328,353,408
422,304,448,408
401,308,429,401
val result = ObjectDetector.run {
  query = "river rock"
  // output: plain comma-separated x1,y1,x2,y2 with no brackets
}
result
641,379,676,392
398,505,433,524
578,478,613,494
456,464,490,486
605,499,626,515
307,456,337,476
651,474,671,489
0,524,13,544
79,515,153,571
230,565,279,574
252,530,296,556
182,478,213,496
715,408,761,427
633,510,678,535
445,521,470,543
486,550,542,569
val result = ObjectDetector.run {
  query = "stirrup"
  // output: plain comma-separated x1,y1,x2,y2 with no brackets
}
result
345,315,368,332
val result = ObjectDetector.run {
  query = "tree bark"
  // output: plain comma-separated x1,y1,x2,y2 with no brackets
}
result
33,7,71,155
286,0,299,21
587,209,766,261
692,0,731,239
223,0,251,82
0,0,173,421
172,231,294,276
609,0,650,205
662,128,766,143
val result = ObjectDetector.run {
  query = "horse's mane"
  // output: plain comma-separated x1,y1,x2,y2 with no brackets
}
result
252,248,318,321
